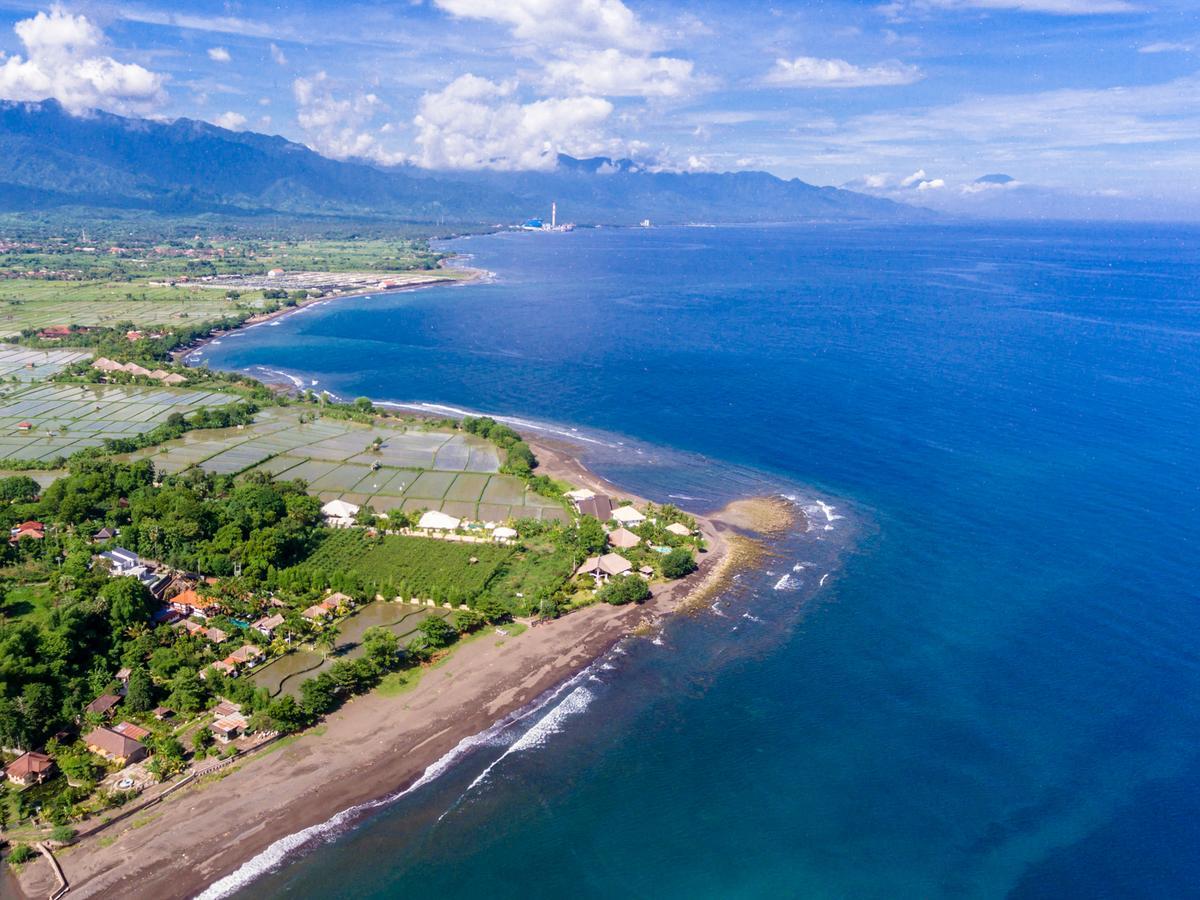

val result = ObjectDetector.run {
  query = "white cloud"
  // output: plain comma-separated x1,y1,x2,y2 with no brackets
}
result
269,43,288,66
916,177,945,190
293,72,405,164
900,168,928,187
1139,42,1193,54
207,46,231,63
879,0,1138,18
542,49,707,99
0,5,166,114
433,0,659,50
765,56,923,88
214,110,246,130
413,73,615,170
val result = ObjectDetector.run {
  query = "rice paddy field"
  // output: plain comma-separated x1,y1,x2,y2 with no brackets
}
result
0,344,92,381
0,282,261,337
0,380,232,462
129,407,569,523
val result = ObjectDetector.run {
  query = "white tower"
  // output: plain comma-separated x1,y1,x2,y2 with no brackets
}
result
551,202,557,229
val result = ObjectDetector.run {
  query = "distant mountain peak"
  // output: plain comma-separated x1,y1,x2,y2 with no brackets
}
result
0,100,923,224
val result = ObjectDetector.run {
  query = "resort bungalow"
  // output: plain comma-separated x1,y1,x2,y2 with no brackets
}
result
252,613,285,637
9,520,45,543
211,713,249,744
100,547,140,573
205,627,229,645
322,592,354,612
666,522,693,537
92,526,117,542
226,645,264,667
207,660,236,678
321,499,360,529
302,604,331,622
578,495,614,521
418,510,461,532
113,721,151,742
576,553,634,584
85,727,148,766
607,527,642,550
85,693,121,718
153,706,173,721
5,751,54,787
492,526,518,544
611,506,647,528
170,588,222,620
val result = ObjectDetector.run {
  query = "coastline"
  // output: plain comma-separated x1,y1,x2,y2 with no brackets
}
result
172,264,485,366
10,435,797,899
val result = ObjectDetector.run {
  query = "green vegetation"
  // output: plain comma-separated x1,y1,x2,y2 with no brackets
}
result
600,576,652,605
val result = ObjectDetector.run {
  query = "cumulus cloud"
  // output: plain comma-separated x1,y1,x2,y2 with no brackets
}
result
414,73,615,170
765,56,922,88
293,72,405,164
0,5,166,114
542,49,706,99
213,110,246,130
433,0,658,51
269,43,288,66
207,46,231,63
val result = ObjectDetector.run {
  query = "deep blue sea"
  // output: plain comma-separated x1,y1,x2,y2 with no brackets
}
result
196,223,1200,899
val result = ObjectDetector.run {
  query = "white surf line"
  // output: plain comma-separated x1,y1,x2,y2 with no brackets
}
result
195,655,611,899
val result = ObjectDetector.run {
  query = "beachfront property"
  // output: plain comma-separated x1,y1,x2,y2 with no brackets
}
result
85,726,148,765
5,750,54,786
92,357,189,385
566,488,615,521
576,553,634,583
607,527,642,549
611,506,647,527
322,498,360,528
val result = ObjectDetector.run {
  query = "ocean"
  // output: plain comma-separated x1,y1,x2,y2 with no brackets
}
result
195,222,1200,898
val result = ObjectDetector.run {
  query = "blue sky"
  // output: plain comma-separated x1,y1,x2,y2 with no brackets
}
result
0,0,1197,213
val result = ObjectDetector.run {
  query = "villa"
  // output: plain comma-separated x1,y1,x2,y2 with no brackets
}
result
611,506,647,527
170,588,222,620
418,510,461,532
607,527,641,549
5,751,54,786
321,499,360,528
85,693,121,717
85,726,148,765
666,522,693,537
576,553,634,583
252,613,285,636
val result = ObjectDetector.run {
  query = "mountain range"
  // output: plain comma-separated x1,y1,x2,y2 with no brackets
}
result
0,100,919,226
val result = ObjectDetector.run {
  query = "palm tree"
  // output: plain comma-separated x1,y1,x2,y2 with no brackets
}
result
315,624,340,657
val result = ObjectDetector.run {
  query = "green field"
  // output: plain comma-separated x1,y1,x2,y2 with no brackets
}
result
127,407,569,522
0,281,262,337
0,381,232,462
251,601,455,698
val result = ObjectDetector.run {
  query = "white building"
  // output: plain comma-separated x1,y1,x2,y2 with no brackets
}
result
321,499,361,528
611,506,647,528
418,510,462,532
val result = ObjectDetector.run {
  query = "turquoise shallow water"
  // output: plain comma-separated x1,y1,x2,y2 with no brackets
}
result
197,223,1200,898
